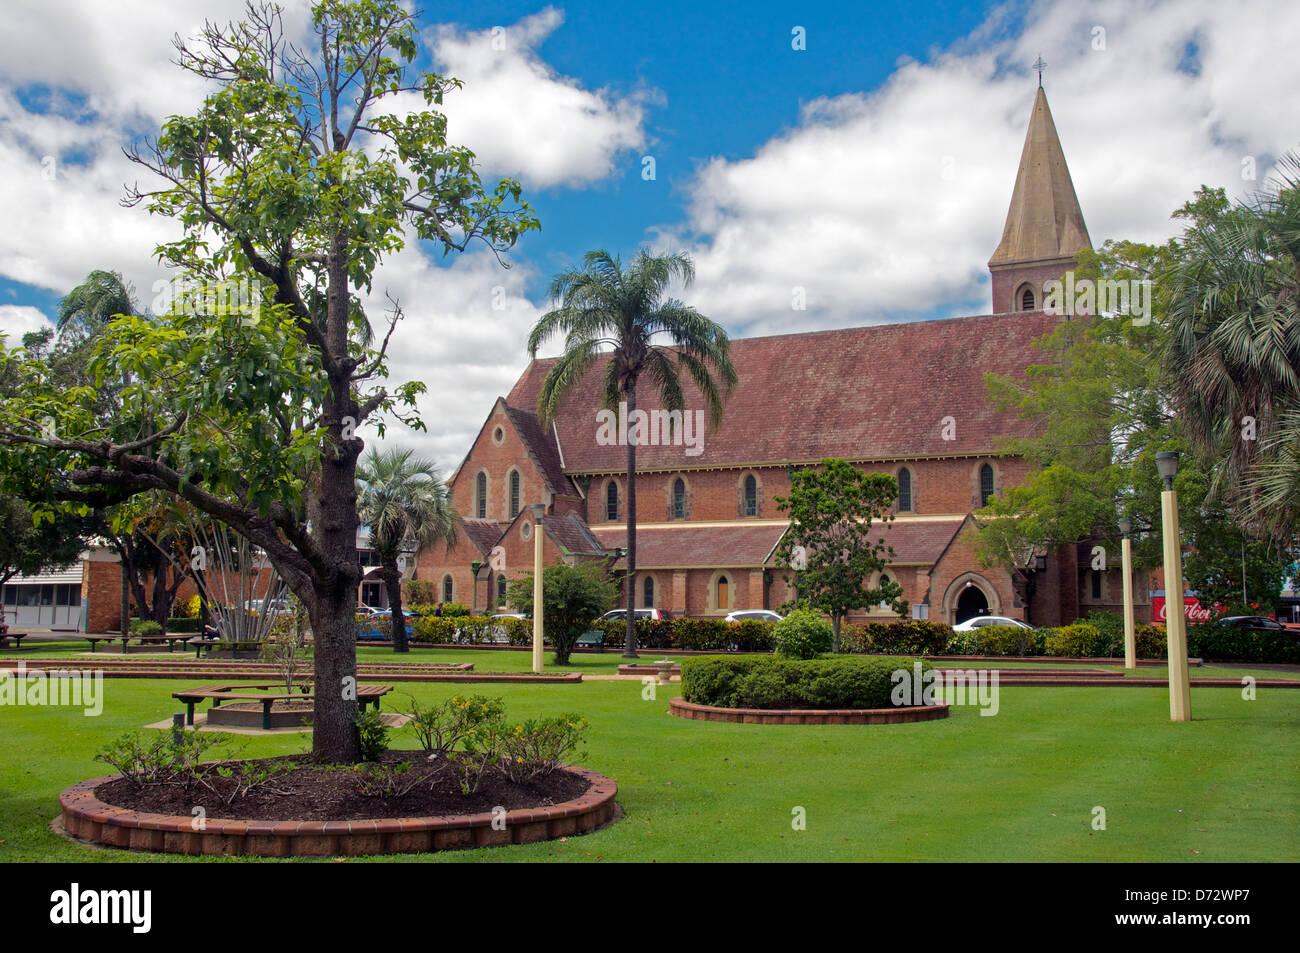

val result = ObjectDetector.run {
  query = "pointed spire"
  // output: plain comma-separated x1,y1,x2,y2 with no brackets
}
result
988,87,1091,267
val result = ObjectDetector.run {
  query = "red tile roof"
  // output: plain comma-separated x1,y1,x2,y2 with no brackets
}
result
506,406,577,497
507,311,1061,472
461,519,504,555
589,518,965,569
543,512,606,556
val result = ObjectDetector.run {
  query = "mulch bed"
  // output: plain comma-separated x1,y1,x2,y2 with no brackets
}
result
94,750,591,823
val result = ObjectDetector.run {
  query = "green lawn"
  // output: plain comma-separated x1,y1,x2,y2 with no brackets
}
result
0,669,1296,862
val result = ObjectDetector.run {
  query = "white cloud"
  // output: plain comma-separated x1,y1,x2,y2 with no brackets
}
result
0,305,54,347
660,0,1300,336
427,7,650,189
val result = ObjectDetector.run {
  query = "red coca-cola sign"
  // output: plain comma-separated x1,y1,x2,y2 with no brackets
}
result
1151,595,1217,623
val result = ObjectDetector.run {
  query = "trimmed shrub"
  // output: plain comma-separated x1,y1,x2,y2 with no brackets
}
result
772,609,833,659
129,619,163,637
441,602,471,618
841,620,953,656
976,624,1046,657
681,654,935,709
1135,623,1167,659
497,617,534,645
165,617,203,633
1043,623,1107,657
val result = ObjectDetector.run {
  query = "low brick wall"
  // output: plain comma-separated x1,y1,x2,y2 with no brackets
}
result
669,697,950,725
60,766,617,857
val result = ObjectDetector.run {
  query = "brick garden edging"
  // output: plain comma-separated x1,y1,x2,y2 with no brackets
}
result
669,697,950,725
59,766,617,857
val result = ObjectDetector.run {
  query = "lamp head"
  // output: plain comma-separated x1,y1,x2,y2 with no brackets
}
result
1118,517,1132,538
470,559,482,574
1155,451,1179,489
529,502,546,520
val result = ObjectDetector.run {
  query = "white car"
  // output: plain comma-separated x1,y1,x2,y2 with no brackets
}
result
952,615,1035,632
725,610,783,623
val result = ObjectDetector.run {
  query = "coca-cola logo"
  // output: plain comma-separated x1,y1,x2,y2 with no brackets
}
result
1154,597,1216,623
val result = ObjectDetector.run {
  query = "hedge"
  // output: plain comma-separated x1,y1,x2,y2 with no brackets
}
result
681,654,935,709
594,618,777,652
164,617,203,633
1186,624,1300,664
840,620,953,656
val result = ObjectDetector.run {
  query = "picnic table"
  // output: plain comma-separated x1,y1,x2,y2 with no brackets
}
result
84,634,191,653
187,638,266,660
172,682,391,730
0,631,27,649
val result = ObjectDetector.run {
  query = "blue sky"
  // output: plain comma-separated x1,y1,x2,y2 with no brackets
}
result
0,0,1296,463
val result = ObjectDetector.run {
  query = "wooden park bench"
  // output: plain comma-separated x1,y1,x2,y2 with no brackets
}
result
172,682,392,730
576,629,604,649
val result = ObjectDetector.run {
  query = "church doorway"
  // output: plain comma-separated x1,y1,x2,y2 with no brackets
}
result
955,582,990,624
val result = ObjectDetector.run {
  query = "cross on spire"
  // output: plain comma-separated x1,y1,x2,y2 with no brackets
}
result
1032,55,1047,87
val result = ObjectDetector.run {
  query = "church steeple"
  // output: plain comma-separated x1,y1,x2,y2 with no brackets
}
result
989,85,1091,313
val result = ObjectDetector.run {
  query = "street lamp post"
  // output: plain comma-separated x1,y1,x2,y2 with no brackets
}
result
1118,517,1136,671
529,504,546,674
1156,452,1191,722
469,560,482,615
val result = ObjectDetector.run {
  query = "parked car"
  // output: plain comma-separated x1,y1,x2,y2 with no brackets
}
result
952,615,1036,632
725,609,783,623
599,608,675,621
1213,615,1289,633
356,609,420,641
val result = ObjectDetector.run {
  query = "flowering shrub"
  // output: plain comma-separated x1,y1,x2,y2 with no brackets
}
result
499,715,588,783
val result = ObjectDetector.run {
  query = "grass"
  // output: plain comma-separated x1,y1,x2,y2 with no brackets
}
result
0,665,1296,862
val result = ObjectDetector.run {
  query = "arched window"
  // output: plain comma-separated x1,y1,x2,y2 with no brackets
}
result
897,467,912,511
672,478,687,519
496,574,507,605
476,472,487,519
743,474,758,517
442,575,453,603
508,470,520,519
979,464,995,507
643,575,654,608
606,480,618,521
716,575,730,611
1020,286,1036,311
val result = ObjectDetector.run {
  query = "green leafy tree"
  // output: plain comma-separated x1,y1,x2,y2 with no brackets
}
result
506,561,618,665
1165,155,1300,544
527,250,736,658
356,447,459,652
0,494,95,590
773,459,904,653
0,0,537,762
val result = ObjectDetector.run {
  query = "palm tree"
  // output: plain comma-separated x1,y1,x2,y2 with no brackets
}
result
1164,152,1300,543
56,270,138,347
356,447,459,652
527,250,737,658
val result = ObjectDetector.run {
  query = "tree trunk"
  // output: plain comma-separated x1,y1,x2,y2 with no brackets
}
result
832,613,842,654
383,561,409,653
624,381,638,659
308,225,364,764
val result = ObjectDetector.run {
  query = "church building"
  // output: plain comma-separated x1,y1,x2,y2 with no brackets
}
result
411,86,1147,628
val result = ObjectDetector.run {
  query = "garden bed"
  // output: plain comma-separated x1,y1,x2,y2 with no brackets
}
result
60,752,617,856
670,697,949,724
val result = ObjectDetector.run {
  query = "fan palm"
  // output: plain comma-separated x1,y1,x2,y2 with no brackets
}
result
356,448,459,652
1164,152,1300,544
528,250,737,658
